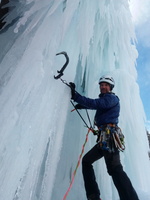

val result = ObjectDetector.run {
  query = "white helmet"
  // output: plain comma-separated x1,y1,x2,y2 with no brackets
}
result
99,75,115,90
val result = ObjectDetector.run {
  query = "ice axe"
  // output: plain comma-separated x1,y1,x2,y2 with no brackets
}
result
54,51,69,79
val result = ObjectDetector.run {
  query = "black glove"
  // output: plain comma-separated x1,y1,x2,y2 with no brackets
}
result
69,82,75,90
74,104,86,110
69,82,76,99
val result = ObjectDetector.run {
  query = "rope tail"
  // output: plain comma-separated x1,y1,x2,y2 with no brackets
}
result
62,128,91,200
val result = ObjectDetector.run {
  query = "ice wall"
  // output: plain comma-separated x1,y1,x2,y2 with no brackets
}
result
0,0,150,200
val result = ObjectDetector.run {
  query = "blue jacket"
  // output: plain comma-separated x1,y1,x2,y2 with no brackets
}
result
73,92,120,127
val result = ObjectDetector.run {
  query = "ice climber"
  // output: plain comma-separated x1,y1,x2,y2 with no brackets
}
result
69,75,139,200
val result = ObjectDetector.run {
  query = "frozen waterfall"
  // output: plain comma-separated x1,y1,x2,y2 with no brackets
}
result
0,0,150,200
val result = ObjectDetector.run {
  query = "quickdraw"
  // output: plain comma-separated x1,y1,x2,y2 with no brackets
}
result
113,127,125,151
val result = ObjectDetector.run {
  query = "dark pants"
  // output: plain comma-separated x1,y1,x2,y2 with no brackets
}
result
82,144,139,200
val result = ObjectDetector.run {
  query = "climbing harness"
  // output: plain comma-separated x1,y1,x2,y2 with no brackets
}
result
97,124,125,152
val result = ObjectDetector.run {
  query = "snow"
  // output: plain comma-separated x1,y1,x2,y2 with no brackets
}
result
0,0,150,200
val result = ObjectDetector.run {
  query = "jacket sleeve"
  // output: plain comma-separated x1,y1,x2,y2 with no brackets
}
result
73,92,119,110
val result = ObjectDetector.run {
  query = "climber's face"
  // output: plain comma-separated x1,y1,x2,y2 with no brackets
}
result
100,82,111,94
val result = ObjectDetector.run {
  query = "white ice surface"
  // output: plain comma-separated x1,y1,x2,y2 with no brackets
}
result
0,1,150,200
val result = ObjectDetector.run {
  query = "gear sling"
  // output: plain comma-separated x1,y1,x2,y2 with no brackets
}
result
96,123,125,152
